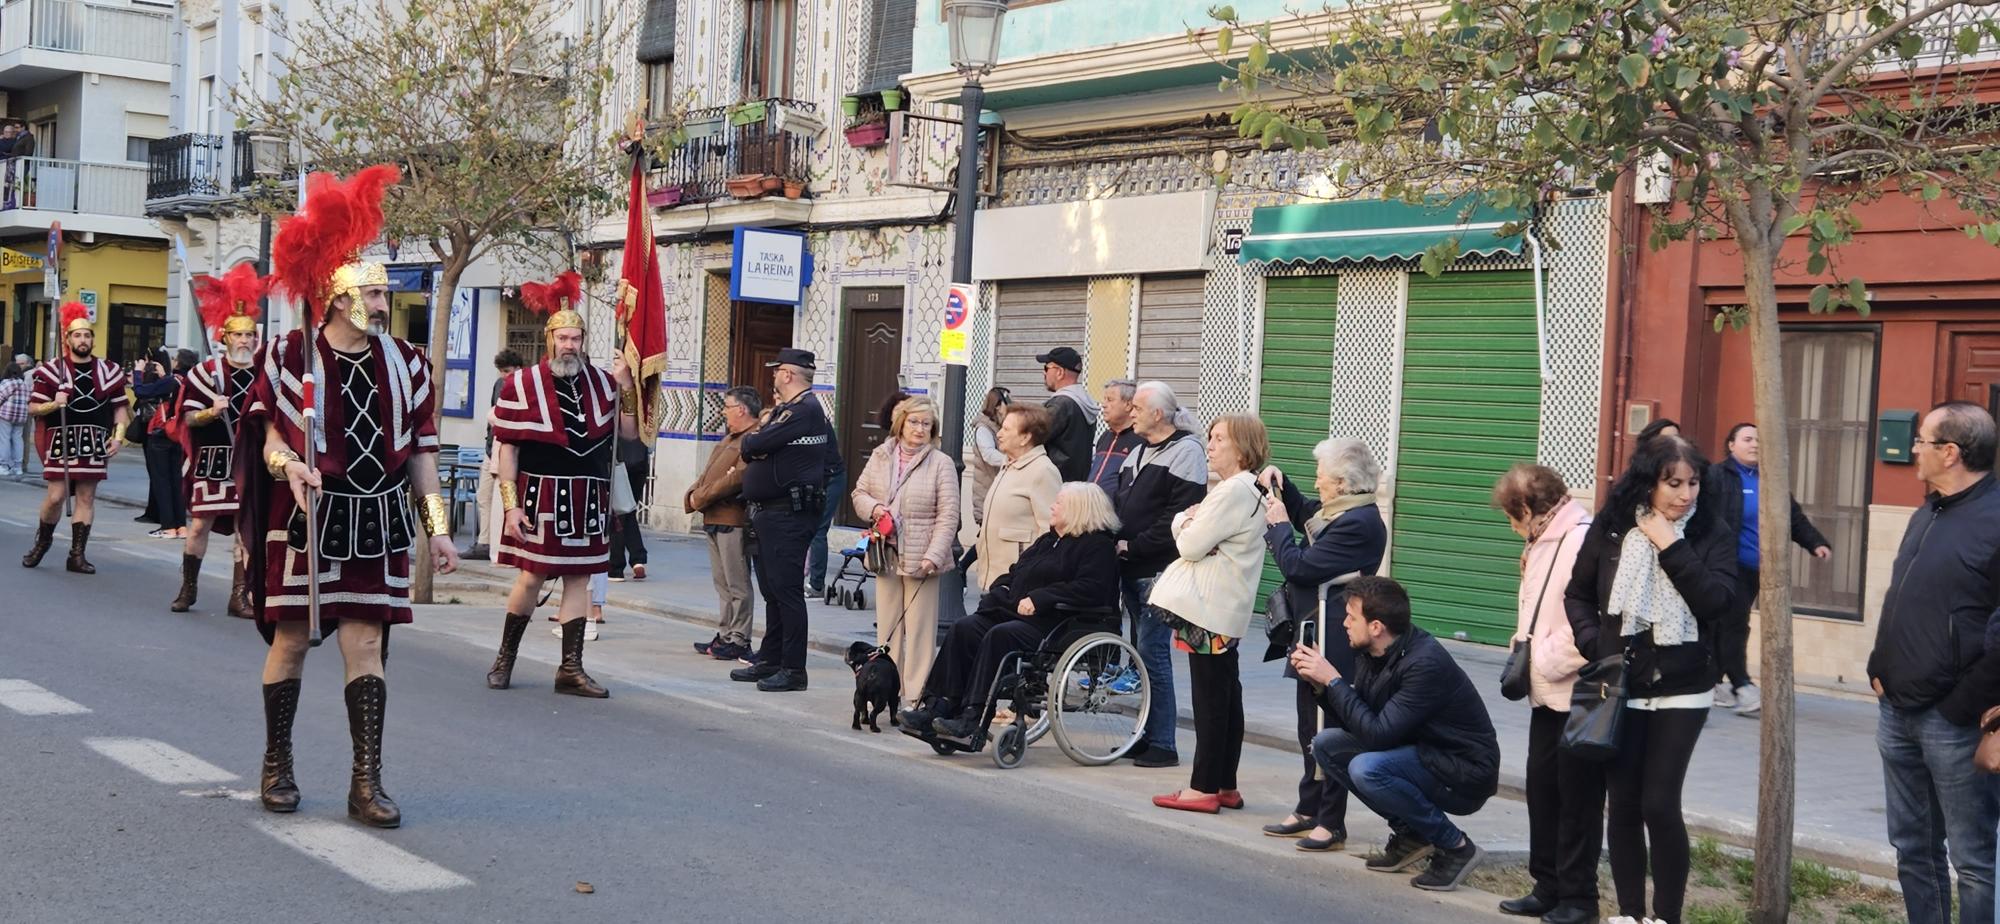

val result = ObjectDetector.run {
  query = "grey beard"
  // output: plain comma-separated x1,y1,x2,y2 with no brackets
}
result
550,355,583,377
365,318,387,337
226,347,254,366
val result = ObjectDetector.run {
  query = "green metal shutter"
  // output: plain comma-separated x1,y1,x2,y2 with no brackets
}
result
1390,270,1540,644
1255,275,1339,611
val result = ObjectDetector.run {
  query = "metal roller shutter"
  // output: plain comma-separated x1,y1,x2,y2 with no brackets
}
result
1255,275,1339,612
1134,274,1204,407
1390,269,1541,644
993,279,1088,404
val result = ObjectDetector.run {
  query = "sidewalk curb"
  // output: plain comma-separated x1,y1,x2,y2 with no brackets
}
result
435,558,1899,884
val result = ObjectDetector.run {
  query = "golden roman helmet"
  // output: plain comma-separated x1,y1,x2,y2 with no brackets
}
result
519,271,585,344
330,260,390,329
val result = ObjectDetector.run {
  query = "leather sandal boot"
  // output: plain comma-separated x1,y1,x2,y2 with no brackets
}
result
260,679,301,813
65,523,95,574
344,676,400,828
21,519,54,568
170,554,201,611
227,559,254,619
485,612,531,689
554,618,608,698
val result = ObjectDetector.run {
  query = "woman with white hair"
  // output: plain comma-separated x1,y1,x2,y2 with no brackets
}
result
1256,437,1388,852
907,481,1121,740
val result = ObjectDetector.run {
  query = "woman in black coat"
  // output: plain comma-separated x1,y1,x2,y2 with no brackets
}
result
908,482,1122,739
1255,437,1387,852
133,349,187,537
1563,435,1737,924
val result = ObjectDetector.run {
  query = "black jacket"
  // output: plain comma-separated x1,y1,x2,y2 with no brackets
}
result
1868,474,2000,723
1112,429,1207,579
1703,460,1830,561
1045,393,1094,482
1318,627,1500,801
978,529,1120,621
1266,476,1386,675
1563,514,1738,698
739,389,830,502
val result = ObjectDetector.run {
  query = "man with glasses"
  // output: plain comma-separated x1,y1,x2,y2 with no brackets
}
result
685,386,761,662
1868,400,2000,924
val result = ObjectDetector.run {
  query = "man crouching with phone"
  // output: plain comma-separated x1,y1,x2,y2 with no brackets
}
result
1289,575,1500,893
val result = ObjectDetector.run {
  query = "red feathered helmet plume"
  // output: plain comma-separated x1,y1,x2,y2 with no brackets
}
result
519,271,585,333
59,301,90,335
194,263,269,340
270,163,401,321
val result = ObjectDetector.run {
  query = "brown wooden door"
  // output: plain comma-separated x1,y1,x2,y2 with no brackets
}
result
836,288,904,527
731,301,794,409
1942,328,2000,414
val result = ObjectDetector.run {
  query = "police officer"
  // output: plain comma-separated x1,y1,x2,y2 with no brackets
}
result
729,348,829,692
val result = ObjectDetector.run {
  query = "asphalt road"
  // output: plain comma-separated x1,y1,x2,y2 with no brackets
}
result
0,487,1514,923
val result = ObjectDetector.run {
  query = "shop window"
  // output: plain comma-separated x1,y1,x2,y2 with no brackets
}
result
1782,326,1877,621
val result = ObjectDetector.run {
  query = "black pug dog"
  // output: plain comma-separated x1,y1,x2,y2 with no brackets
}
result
846,642,901,733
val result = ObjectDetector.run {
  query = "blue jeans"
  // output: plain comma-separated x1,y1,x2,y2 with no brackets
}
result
1314,728,1482,849
1878,700,1998,924
1121,573,1177,754
807,468,845,591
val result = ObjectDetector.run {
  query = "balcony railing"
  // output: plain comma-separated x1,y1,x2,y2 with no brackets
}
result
0,156,147,216
146,131,295,211
647,98,821,204
0,0,172,64
1820,2,2000,65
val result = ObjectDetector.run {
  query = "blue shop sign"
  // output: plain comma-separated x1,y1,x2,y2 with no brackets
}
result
729,227,813,305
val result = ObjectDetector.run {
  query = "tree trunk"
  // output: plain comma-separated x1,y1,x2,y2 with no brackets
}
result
409,254,471,606
1741,243,1797,924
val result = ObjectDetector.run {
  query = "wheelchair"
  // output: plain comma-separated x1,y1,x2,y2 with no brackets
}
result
907,605,1151,770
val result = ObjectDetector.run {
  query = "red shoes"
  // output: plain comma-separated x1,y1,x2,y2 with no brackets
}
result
1153,791,1220,813
1218,790,1244,810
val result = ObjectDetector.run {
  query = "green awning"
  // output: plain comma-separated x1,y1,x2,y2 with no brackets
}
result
1238,196,1523,265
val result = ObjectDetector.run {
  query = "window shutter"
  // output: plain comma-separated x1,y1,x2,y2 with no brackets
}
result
857,0,917,93
637,0,676,64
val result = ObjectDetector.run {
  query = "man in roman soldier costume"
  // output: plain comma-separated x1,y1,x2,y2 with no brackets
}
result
242,164,460,828
21,301,130,573
170,263,266,616
483,270,636,697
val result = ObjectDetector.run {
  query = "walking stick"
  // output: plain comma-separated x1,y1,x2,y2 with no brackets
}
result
301,343,323,648
59,365,72,519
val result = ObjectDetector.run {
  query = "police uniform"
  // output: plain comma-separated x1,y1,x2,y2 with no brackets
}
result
733,348,829,685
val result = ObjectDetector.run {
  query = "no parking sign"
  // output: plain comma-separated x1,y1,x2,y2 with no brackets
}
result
939,283,975,365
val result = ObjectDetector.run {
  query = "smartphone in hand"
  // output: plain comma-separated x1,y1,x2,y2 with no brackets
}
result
1298,618,1319,651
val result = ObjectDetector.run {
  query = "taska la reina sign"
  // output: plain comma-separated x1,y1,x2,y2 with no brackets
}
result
730,227,813,305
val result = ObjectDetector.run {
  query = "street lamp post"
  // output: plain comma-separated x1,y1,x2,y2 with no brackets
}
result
938,0,1006,629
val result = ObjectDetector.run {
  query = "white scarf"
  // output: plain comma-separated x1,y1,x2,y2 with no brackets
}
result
1607,505,1699,646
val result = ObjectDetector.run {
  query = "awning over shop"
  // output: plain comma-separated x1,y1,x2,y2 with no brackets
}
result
1238,196,1523,265
386,265,433,293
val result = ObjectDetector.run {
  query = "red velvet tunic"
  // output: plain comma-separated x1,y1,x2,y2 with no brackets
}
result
177,356,256,524
29,357,128,482
491,360,617,577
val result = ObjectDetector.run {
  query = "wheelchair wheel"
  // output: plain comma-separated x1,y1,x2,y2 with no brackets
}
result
929,738,955,756
1048,631,1149,766
992,724,1026,769
851,589,866,610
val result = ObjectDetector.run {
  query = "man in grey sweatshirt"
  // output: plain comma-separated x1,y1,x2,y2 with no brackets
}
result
1036,346,1100,482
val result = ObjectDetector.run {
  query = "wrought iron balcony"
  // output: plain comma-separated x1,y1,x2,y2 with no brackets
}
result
146,131,295,216
646,98,823,206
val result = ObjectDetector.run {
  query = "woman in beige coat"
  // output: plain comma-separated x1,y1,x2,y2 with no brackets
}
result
973,403,1061,591
1490,463,1599,922
851,397,960,707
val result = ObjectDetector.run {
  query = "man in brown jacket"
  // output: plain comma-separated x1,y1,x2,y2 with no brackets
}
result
687,386,761,661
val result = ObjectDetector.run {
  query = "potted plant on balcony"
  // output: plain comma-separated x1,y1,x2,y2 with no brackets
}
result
880,88,905,111
727,174,773,199
844,110,889,149
782,176,806,199
646,183,687,208
729,100,768,127
840,96,862,119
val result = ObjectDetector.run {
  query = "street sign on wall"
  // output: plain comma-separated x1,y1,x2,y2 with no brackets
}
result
939,282,975,366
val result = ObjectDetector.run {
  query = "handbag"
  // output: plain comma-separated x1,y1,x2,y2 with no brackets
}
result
1560,652,1628,761
1501,530,1571,701
609,437,638,514
862,510,898,575
1977,706,2000,774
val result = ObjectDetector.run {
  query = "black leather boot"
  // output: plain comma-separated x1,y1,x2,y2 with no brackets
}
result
65,523,94,574
344,676,400,828
485,612,531,689
170,554,201,611
554,618,608,698
260,679,301,813
227,559,254,619
21,519,54,568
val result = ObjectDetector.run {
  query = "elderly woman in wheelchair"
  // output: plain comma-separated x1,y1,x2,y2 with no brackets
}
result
902,481,1121,744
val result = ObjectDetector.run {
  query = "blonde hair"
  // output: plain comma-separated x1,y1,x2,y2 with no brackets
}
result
1054,482,1120,536
891,396,939,444
1210,414,1270,474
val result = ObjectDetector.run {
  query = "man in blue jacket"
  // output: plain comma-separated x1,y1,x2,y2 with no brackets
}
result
1293,575,1499,893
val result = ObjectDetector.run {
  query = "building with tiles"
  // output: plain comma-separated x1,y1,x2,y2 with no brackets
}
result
0,0,171,366
900,0,1616,645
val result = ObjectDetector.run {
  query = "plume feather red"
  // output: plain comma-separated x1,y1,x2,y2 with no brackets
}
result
518,271,583,317
270,163,402,320
59,301,88,330
194,263,269,336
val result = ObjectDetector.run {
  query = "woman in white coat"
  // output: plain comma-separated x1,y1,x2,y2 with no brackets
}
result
1147,414,1271,814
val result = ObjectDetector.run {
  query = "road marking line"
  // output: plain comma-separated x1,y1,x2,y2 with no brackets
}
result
83,737,238,784
0,678,91,715
251,817,473,893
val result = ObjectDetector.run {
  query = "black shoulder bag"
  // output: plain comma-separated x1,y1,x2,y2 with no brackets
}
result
1560,651,1629,761
1499,530,1570,701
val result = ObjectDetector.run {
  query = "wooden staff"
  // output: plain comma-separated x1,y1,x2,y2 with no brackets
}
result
301,341,322,648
